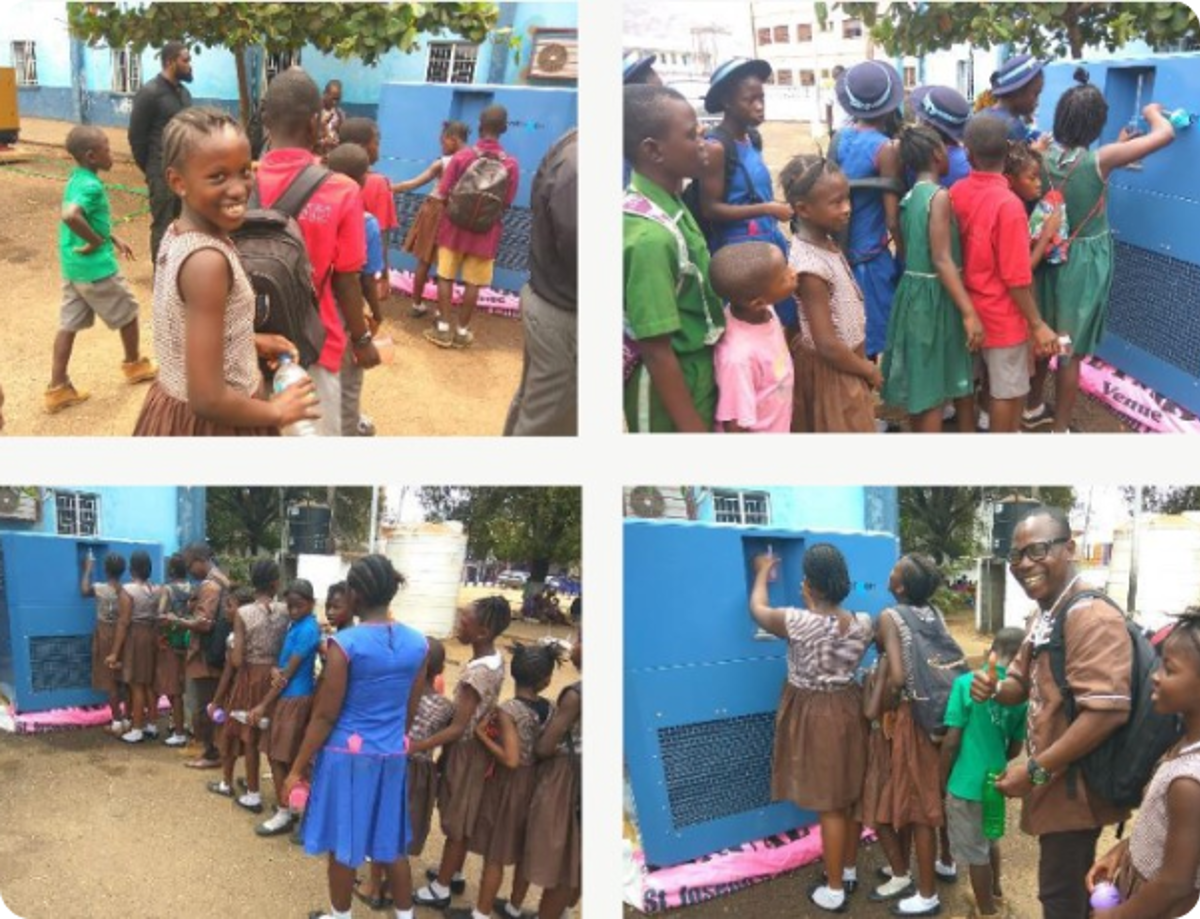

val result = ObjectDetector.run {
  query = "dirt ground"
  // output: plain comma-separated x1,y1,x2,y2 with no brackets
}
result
0,591,579,919
0,119,522,437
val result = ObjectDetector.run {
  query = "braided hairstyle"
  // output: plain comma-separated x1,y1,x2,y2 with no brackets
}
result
1005,139,1043,179
1053,67,1109,149
779,153,842,207
103,552,127,580
510,641,565,690
231,585,256,607
250,557,280,592
162,106,246,176
347,554,406,610
895,553,943,606
167,553,187,580
426,637,447,679
803,543,852,605
1164,606,1200,665
129,550,152,581
897,123,946,176
473,595,513,640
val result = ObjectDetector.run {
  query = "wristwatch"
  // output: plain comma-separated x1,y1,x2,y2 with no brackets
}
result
353,330,373,348
1027,758,1052,786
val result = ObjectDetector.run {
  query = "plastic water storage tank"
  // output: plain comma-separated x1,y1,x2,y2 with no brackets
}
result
1106,513,1200,614
386,522,468,637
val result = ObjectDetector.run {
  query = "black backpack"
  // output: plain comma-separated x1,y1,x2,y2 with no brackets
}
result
199,577,232,671
231,164,331,370
1039,589,1182,809
681,125,763,242
894,604,970,737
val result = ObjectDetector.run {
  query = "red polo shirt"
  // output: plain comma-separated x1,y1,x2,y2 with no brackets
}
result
256,148,367,372
435,138,520,260
361,171,398,233
949,171,1033,349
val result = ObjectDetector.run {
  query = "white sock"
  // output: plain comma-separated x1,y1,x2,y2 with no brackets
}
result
897,891,939,913
453,872,465,883
395,910,414,919
843,866,857,883
1023,403,1045,417
328,906,352,919
240,791,262,806
425,880,450,898
876,874,912,897
261,807,292,831
810,885,846,909
473,910,490,919
505,903,524,918
436,321,450,333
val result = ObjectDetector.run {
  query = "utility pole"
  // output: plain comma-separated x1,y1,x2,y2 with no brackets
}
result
1128,486,1143,612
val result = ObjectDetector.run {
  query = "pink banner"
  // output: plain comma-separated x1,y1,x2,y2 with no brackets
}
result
1075,356,1200,434
388,270,521,319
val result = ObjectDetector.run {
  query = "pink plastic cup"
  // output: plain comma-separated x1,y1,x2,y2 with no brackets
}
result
374,335,395,365
288,782,309,812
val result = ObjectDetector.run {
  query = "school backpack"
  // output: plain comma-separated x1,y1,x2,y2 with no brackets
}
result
446,147,511,233
164,582,193,652
230,164,330,370
680,125,763,242
199,576,232,671
893,604,970,737
1039,589,1182,809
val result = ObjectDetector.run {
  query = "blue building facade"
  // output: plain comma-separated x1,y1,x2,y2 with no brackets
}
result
0,486,205,550
690,485,899,535
1,2,578,126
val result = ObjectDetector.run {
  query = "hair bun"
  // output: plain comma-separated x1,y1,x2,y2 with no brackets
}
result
1073,66,1090,85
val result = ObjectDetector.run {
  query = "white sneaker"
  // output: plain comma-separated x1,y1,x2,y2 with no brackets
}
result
165,732,188,747
121,728,145,744
110,720,122,734
935,858,957,880
894,892,940,915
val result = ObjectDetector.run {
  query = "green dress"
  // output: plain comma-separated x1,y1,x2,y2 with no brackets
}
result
881,181,974,415
1036,145,1112,356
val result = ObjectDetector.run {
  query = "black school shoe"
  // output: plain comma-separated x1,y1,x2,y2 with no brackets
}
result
414,887,451,910
426,868,467,896
820,873,858,895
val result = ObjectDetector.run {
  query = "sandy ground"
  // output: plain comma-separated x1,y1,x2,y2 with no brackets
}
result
0,587,580,919
0,118,522,437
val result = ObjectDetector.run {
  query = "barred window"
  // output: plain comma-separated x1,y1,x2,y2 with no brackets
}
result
712,490,771,526
55,491,100,536
265,49,302,83
11,41,37,87
775,69,793,86
796,23,813,42
843,19,864,39
773,25,790,43
426,42,478,84
799,70,816,87
111,46,142,94
757,27,772,46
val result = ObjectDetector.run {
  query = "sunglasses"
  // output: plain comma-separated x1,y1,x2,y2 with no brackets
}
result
1007,537,1069,566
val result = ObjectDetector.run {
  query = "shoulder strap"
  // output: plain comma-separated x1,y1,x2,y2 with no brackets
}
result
1050,149,1106,246
267,164,331,219
709,125,761,204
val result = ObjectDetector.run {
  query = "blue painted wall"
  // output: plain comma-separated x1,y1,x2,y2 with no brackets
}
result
692,486,898,535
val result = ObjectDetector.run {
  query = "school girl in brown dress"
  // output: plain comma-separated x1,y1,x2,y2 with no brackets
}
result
83,550,127,733
106,550,159,744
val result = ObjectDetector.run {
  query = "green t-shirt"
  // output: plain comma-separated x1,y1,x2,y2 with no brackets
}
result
59,167,119,283
623,171,724,432
944,665,1028,802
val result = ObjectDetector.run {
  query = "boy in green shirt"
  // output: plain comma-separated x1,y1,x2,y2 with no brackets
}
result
47,125,156,414
623,84,725,433
940,627,1028,919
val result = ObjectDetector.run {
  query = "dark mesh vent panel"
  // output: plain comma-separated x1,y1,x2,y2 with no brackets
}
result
29,635,93,693
1108,243,1200,377
0,545,9,662
393,193,532,274
658,712,776,829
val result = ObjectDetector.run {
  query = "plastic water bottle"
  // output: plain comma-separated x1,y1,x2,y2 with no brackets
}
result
982,770,1006,839
208,704,227,725
1166,107,1196,130
1090,881,1123,910
272,354,317,437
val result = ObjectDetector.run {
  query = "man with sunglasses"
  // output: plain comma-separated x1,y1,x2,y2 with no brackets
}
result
971,504,1132,919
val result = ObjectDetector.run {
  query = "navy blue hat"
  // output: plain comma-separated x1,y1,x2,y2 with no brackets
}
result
624,52,658,85
910,85,970,141
836,60,904,119
990,54,1046,97
704,57,773,114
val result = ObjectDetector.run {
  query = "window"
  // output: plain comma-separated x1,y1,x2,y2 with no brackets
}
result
110,46,141,94
843,18,864,39
776,69,793,86
820,68,830,79
799,69,816,87
265,48,301,83
796,23,813,42
712,490,771,526
426,42,478,84
904,65,917,88
11,41,37,87
957,59,975,101
773,25,790,43
757,27,772,46
55,491,99,536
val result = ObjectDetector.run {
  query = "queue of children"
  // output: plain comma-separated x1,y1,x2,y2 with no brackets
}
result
623,54,1179,434
84,546,581,919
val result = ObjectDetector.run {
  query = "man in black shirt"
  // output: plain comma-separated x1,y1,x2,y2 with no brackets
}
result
127,41,193,264
503,128,578,436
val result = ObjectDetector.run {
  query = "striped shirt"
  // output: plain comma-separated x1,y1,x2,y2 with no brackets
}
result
410,690,454,763
783,608,874,690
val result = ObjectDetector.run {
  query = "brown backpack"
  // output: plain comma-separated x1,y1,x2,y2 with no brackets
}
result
446,147,511,233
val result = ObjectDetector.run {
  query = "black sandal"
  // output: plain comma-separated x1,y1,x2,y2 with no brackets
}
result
353,878,393,912
206,780,234,798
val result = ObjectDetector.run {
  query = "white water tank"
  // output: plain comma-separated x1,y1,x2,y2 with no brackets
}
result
386,522,468,637
1106,513,1200,615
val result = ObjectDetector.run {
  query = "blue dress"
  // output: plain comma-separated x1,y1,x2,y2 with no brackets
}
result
837,126,900,357
303,621,427,868
978,105,1034,143
708,134,796,327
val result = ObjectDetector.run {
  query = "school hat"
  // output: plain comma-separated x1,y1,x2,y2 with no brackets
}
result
836,60,904,119
910,85,971,141
704,57,773,114
286,578,315,601
623,52,658,85
990,54,1046,97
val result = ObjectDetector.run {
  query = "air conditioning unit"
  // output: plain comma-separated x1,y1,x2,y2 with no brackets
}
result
0,487,39,522
529,29,578,81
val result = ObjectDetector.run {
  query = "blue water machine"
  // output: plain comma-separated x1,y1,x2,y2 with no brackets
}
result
624,519,898,867
0,532,163,713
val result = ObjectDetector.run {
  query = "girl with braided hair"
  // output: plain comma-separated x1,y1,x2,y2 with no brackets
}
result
1087,609,1200,918
413,596,512,910
881,124,982,433
782,154,878,433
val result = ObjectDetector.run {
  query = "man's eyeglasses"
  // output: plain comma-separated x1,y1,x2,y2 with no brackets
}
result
1007,537,1069,566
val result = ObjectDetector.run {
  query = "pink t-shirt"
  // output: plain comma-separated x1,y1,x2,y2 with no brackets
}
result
714,307,795,433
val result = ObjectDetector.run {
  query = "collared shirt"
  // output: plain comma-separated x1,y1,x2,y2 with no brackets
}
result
950,171,1034,349
277,614,321,698
714,306,794,432
127,73,192,175
60,168,118,282
528,130,577,312
361,171,398,233
435,138,520,260
256,148,367,372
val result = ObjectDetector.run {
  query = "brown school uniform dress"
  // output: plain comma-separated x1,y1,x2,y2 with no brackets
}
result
878,606,949,829
185,572,229,682
772,607,873,812
227,599,289,744
859,669,894,830
155,581,191,699
408,689,455,856
91,583,121,693
1113,741,1200,916
402,189,447,265
789,239,876,433
524,682,582,891
439,652,505,842
469,697,551,866
121,581,160,685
